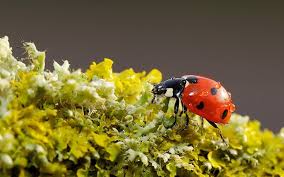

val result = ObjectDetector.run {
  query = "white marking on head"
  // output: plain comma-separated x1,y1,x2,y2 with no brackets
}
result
185,80,189,87
165,88,174,97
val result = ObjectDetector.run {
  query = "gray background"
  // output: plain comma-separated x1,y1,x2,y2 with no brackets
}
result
1,1,283,131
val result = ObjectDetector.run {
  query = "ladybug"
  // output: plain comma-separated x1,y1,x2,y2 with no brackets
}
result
152,75,235,140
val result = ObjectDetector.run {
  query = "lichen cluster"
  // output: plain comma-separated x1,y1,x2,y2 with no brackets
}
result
0,36,283,177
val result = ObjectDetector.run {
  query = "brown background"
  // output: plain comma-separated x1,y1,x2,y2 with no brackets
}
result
1,1,284,131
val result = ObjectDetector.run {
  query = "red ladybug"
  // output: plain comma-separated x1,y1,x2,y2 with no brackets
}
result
152,75,235,139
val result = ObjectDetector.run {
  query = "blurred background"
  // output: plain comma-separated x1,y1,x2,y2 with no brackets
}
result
1,1,283,131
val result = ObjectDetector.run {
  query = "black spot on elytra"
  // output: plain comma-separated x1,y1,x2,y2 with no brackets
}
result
196,101,204,110
186,76,198,84
210,87,218,95
222,109,228,119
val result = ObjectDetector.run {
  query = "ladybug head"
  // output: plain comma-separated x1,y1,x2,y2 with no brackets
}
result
152,77,187,98
151,83,167,95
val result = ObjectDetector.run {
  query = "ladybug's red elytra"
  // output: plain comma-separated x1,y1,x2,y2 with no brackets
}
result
181,75,235,124
152,75,235,141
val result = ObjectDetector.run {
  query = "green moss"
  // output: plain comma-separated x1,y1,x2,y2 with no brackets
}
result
0,36,283,177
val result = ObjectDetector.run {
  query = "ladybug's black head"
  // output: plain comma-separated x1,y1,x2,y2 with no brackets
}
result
151,83,167,95
152,77,187,99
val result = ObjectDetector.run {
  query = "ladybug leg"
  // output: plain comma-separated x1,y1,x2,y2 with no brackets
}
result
165,96,180,128
166,96,179,128
179,104,186,116
184,114,189,129
200,117,205,133
183,104,189,128
151,94,156,103
174,98,179,115
207,120,227,145
201,117,204,128
173,97,180,126
177,103,189,131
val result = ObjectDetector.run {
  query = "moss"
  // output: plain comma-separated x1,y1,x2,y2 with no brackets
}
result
0,36,283,176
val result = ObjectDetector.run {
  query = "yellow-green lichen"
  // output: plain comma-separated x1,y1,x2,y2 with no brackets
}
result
0,36,283,177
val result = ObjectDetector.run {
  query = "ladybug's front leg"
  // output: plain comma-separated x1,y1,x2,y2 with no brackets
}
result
151,94,156,103
174,97,179,115
171,96,180,126
179,104,186,116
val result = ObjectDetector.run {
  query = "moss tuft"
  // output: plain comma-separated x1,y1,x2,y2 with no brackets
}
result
0,36,283,176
